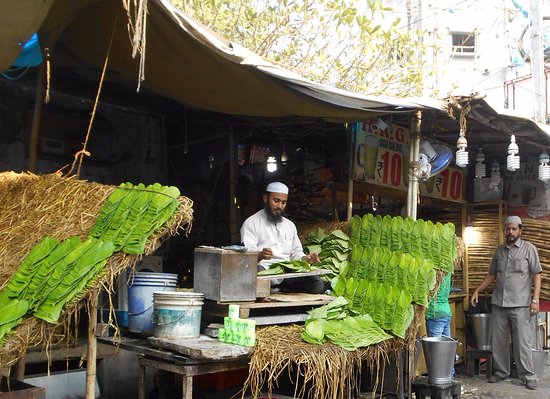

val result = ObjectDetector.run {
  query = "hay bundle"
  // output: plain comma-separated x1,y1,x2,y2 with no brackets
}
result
0,171,193,369
244,305,425,399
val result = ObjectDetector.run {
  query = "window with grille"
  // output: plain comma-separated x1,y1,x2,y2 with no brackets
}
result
451,32,476,55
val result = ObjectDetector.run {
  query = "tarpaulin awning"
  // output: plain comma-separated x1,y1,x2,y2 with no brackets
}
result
0,0,446,122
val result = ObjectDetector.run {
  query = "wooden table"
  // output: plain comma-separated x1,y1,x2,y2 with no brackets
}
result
98,336,251,399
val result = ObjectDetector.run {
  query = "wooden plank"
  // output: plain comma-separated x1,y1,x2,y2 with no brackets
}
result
148,336,252,360
250,313,308,325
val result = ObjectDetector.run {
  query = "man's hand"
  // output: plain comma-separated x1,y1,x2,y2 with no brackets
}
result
259,247,273,261
470,290,479,307
303,252,320,264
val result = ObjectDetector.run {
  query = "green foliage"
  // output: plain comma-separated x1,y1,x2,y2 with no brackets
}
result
303,228,351,280
170,0,436,96
301,296,392,349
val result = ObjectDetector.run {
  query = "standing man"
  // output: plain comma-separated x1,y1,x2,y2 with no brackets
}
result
470,216,542,390
240,182,325,294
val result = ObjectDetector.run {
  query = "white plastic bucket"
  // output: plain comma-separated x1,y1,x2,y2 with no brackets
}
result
153,291,204,339
127,272,178,334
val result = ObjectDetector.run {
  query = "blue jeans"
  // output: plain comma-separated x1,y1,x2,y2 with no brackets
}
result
426,316,452,338
426,317,455,377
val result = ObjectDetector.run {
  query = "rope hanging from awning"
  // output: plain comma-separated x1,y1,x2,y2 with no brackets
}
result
122,0,148,91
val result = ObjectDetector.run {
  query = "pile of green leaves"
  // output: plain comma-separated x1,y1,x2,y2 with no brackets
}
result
0,181,182,345
304,228,350,280
349,214,456,272
0,236,115,328
257,259,314,276
90,182,180,254
301,296,392,351
347,246,436,306
332,277,414,338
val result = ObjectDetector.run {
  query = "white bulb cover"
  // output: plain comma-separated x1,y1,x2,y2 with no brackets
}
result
475,162,486,178
507,154,520,171
456,148,469,167
539,164,550,181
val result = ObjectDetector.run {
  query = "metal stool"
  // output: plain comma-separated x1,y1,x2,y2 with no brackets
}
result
412,377,461,399
466,349,493,378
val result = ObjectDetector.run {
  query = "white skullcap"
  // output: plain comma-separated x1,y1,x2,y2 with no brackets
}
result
266,182,289,194
504,215,522,226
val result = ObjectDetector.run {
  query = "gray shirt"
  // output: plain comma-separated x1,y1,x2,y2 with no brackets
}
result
488,237,542,307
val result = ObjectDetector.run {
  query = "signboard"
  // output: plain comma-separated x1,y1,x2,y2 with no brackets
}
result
353,119,409,190
353,119,465,203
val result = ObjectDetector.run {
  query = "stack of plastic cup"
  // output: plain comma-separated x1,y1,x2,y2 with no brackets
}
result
218,304,256,346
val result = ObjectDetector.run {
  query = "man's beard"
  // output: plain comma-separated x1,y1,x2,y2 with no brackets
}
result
264,203,284,223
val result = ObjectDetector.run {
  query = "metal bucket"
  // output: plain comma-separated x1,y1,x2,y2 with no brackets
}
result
153,291,204,339
468,313,492,350
532,349,549,378
127,272,178,334
422,336,458,385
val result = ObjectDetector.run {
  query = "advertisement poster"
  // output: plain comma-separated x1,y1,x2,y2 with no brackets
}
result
353,119,410,190
353,119,464,203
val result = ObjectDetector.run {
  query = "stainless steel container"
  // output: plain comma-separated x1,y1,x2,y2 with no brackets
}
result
468,313,492,350
193,247,258,302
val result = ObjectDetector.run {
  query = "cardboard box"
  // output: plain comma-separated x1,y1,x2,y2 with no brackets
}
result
193,247,258,302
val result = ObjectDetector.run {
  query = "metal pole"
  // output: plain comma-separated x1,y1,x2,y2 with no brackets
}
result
347,123,355,221
531,0,546,123
407,111,422,219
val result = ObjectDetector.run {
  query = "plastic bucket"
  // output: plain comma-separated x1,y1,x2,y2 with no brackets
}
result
468,313,492,350
422,336,458,385
153,291,204,339
532,349,549,378
127,272,178,334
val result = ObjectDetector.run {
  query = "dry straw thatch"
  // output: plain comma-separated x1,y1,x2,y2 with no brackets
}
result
243,304,426,399
0,171,193,370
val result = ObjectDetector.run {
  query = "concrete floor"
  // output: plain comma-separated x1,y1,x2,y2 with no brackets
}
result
455,357,550,399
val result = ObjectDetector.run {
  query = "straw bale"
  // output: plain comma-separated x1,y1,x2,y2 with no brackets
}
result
0,171,193,370
243,304,425,399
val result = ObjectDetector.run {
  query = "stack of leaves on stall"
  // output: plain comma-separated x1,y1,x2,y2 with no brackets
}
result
246,216,459,398
303,228,351,280
0,172,193,369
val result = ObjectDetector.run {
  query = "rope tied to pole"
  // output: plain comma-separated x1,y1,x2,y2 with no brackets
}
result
68,16,118,177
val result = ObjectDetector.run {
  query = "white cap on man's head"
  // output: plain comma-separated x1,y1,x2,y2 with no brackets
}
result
504,215,522,226
266,182,289,194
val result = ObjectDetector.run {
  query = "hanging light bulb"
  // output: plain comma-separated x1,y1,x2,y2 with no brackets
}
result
475,147,486,178
455,128,469,167
266,156,277,172
507,134,520,171
489,160,502,190
539,151,550,181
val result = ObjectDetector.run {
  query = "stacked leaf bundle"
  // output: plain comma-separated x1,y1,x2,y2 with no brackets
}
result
346,246,436,306
331,278,414,338
303,228,351,280
301,296,392,351
0,236,114,344
90,182,181,254
349,214,457,273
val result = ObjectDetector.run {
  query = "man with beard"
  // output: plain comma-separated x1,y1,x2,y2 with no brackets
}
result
240,182,325,294
470,216,542,390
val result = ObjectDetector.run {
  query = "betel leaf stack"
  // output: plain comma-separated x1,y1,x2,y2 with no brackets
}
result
349,214,457,273
0,236,114,341
89,182,180,254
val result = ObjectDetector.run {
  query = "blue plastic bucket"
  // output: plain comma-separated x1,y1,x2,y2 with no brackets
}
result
153,291,204,339
127,272,178,334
